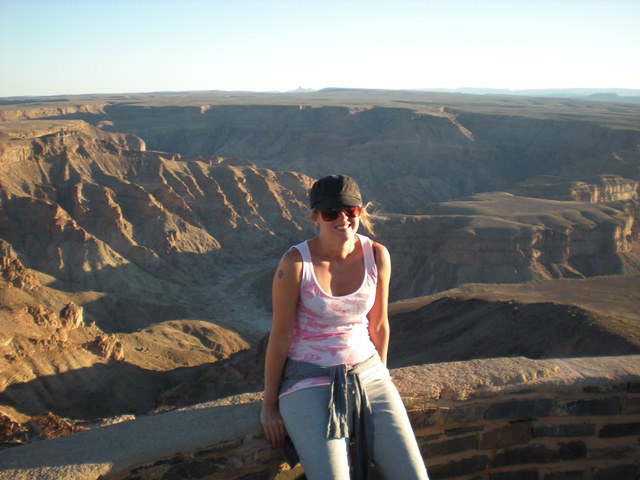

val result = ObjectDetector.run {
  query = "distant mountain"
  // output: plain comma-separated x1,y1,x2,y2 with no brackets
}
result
287,86,316,93
420,87,640,102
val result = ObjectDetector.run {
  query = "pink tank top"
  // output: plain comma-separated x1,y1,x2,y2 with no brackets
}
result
281,234,389,396
288,233,378,365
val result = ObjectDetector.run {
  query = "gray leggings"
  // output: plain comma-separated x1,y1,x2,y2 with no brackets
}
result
279,378,429,479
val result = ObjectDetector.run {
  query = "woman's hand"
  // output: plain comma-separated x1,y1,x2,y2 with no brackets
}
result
261,403,287,449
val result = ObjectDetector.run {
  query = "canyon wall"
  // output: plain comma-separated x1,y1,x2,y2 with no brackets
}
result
54,102,640,213
3,115,638,304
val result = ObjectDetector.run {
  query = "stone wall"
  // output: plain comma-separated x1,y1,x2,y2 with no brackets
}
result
410,382,640,479
0,356,638,480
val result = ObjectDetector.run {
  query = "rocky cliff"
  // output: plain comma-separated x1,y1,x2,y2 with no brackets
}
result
508,175,639,203
381,192,640,298
0,235,254,417
6,91,639,210
44,102,638,214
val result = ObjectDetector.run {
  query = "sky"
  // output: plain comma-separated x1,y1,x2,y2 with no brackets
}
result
1,0,639,97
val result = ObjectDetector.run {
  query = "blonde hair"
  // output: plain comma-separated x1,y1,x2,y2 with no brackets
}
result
358,202,377,237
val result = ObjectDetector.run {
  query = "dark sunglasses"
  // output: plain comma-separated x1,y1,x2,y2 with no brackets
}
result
319,206,362,222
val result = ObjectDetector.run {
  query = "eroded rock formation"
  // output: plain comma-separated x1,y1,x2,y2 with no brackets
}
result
0,241,39,290
508,174,639,202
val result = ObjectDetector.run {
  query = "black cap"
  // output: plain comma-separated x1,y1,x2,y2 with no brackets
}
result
309,175,362,210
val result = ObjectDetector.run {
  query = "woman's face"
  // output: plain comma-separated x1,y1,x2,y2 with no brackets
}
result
314,206,360,241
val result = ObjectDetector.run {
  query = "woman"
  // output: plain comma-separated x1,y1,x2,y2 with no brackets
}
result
261,174,429,479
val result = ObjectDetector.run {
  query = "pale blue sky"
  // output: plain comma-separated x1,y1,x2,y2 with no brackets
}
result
1,0,639,97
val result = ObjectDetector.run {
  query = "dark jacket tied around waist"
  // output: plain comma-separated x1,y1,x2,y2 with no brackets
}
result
280,353,382,479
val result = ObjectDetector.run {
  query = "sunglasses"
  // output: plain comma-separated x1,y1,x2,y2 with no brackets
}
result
319,206,362,222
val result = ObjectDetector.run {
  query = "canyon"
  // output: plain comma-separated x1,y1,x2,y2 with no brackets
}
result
0,90,639,477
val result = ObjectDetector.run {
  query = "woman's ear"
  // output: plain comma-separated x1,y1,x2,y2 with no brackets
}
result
310,210,320,228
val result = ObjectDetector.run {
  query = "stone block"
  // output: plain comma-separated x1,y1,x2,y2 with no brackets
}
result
491,441,586,468
490,471,538,480
598,422,640,438
492,444,559,467
441,404,487,423
485,399,554,420
558,441,587,461
622,396,640,414
445,425,484,437
479,422,532,450
409,408,443,429
160,455,245,479
590,445,639,460
593,465,640,480
583,384,627,393
554,397,622,416
533,422,596,438
427,455,489,479
424,434,478,457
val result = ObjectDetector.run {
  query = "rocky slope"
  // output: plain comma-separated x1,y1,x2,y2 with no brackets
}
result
0,91,639,428
0,240,250,419
0,118,314,422
0,120,314,324
388,275,640,367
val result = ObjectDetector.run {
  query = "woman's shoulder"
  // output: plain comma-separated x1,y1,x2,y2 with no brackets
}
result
280,243,306,273
282,246,303,263
371,240,390,267
275,246,304,285
358,234,388,253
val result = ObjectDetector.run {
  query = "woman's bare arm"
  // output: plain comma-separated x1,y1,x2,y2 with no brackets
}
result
367,242,391,365
261,248,301,448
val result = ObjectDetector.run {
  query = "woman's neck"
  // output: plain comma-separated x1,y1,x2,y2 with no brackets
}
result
313,234,358,261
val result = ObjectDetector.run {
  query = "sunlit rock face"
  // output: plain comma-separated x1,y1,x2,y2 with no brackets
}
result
380,191,640,299
507,174,639,203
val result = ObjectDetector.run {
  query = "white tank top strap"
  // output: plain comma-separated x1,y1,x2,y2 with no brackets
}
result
357,234,377,278
291,241,313,284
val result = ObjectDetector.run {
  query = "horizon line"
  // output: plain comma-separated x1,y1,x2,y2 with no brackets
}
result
3,86,640,101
